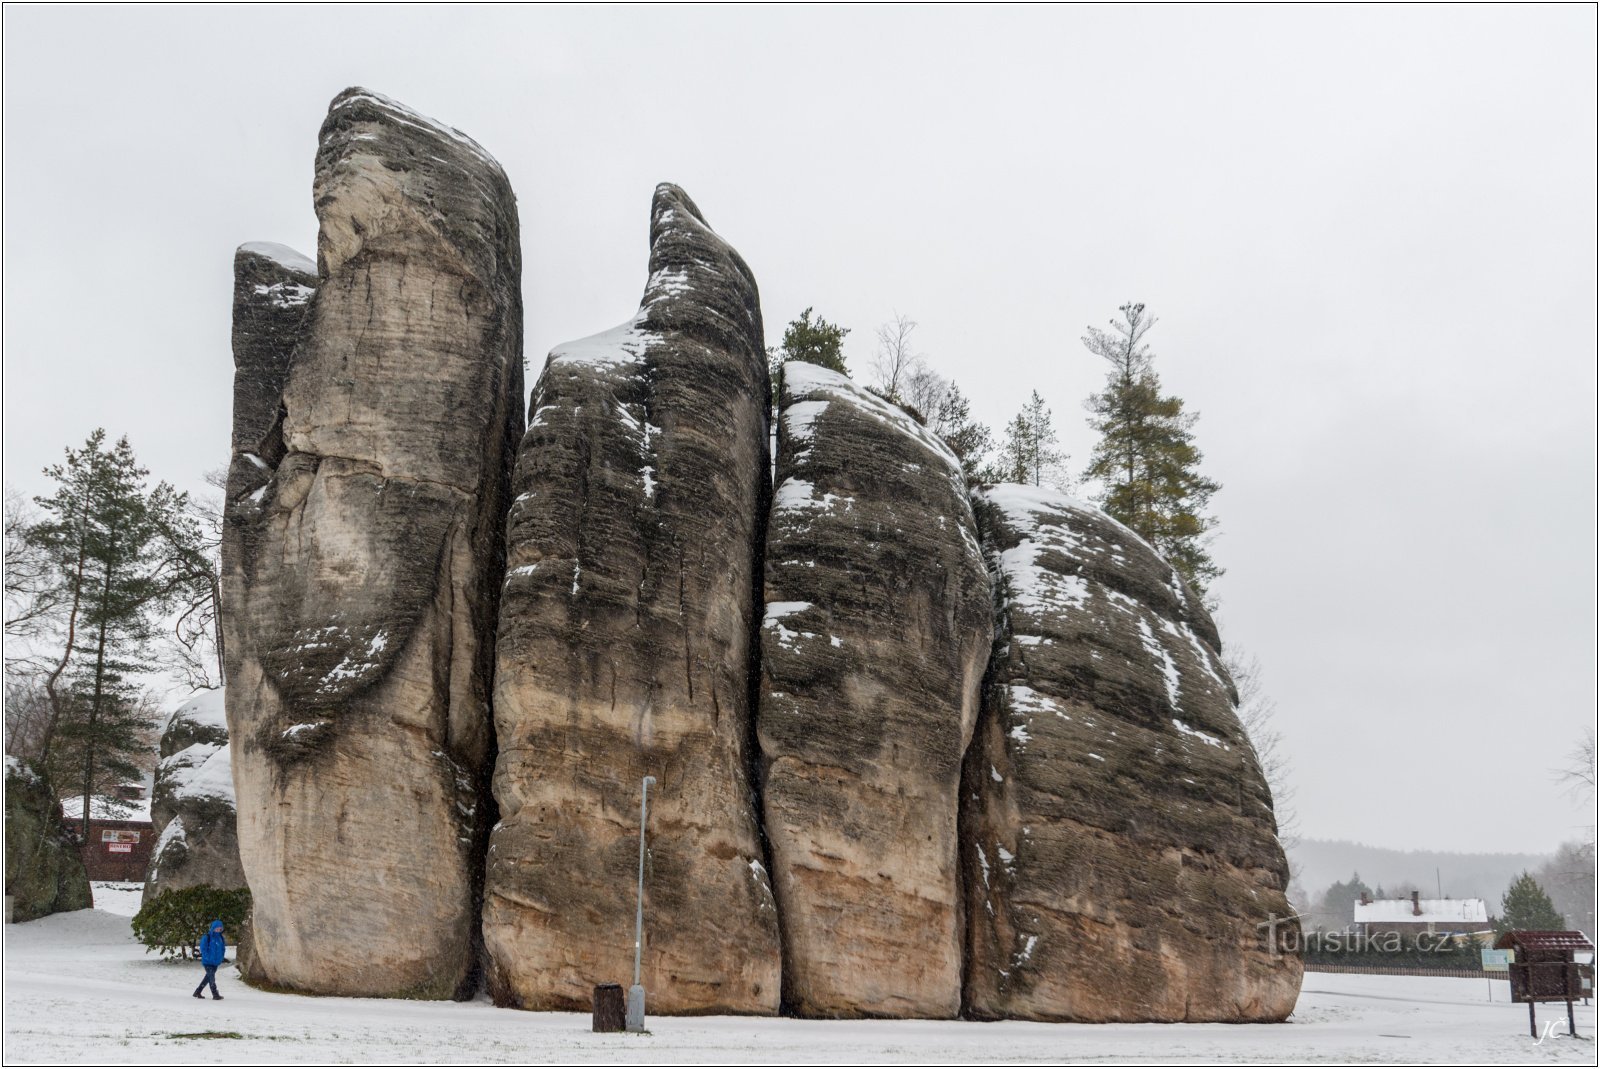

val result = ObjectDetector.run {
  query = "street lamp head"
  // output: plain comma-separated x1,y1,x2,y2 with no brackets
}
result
643,775,657,788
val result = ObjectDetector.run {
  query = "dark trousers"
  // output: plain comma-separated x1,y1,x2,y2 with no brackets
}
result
194,964,220,998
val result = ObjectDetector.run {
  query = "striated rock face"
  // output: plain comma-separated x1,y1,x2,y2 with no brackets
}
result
220,88,523,998
962,484,1300,1022
4,756,92,922
758,363,991,1018
484,185,780,1015
142,690,244,905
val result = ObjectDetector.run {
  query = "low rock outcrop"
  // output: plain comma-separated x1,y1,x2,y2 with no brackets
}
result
484,185,781,1014
142,690,245,905
5,756,92,922
758,363,991,1018
220,88,523,998
962,485,1300,1022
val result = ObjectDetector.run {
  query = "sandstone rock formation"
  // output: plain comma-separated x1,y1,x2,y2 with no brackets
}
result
758,363,991,1018
143,690,245,905
484,185,780,1014
4,756,92,922
962,484,1300,1022
220,88,522,998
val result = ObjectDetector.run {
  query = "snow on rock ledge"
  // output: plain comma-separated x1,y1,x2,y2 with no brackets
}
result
961,484,1300,1023
758,362,992,1018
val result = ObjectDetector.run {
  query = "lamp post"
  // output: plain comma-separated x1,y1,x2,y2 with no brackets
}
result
626,774,656,1033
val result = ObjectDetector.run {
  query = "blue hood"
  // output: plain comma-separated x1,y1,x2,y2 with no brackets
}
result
209,920,224,933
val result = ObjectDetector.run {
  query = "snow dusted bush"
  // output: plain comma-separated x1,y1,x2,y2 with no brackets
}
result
131,885,250,961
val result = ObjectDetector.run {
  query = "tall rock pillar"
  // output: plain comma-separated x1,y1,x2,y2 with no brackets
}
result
220,88,523,998
757,363,992,1017
484,185,781,1015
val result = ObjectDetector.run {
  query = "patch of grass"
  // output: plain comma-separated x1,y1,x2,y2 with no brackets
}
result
166,1031,246,1041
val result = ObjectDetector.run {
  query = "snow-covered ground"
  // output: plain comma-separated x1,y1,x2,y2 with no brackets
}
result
89,881,146,918
4,907,1593,1064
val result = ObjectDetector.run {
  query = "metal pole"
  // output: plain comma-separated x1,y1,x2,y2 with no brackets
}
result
627,775,656,1033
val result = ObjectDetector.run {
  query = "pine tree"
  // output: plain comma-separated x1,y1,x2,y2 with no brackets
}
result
996,391,1066,487
1494,871,1566,934
1318,873,1373,929
769,307,852,408
1082,302,1222,596
928,381,993,484
995,414,1029,484
1022,391,1065,488
27,431,196,837
768,306,851,400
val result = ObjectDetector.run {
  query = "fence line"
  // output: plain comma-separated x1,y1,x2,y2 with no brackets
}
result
1305,962,1509,979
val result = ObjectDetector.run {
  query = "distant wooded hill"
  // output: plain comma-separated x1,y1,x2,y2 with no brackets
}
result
1287,838,1550,914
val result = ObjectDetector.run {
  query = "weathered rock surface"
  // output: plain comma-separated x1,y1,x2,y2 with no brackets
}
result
5,756,92,922
142,690,245,905
758,363,991,1018
962,485,1300,1022
485,185,780,1014
220,88,523,998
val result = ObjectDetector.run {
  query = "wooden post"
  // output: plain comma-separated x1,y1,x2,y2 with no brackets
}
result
593,983,625,1033
1528,998,1537,1039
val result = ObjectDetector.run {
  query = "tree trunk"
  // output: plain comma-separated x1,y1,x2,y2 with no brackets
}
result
210,572,225,686
80,545,114,843
40,502,90,766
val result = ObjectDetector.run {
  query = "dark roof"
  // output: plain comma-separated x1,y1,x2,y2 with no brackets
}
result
1493,930,1596,952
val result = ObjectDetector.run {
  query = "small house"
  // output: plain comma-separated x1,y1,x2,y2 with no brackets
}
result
60,783,153,883
1354,890,1490,939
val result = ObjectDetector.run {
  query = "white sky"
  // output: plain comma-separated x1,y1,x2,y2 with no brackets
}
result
3,6,1595,856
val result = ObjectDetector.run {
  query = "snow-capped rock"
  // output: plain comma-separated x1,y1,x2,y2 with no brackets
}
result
141,689,244,907
961,485,1300,1022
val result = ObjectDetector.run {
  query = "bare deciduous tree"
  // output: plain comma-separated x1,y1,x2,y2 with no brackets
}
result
1536,840,1596,935
901,367,948,423
1558,726,1597,796
871,313,923,405
4,674,54,759
155,467,227,692
4,487,66,670
1226,650,1298,848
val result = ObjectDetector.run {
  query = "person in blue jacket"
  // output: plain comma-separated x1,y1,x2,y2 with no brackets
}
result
192,920,226,1000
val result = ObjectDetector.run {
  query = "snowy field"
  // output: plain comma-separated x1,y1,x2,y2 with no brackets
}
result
4,898,1594,1064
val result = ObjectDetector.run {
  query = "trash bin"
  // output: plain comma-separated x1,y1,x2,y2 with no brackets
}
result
592,983,626,1033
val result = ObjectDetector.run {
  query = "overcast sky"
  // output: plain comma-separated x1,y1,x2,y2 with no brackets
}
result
4,6,1595,858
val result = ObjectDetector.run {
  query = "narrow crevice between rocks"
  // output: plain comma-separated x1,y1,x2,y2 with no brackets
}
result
955,490,1013,1021
742,364,787,1015
461,729,500,1000
460,351,524,1001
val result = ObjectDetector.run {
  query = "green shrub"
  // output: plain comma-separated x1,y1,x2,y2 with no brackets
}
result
131,885,251,960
